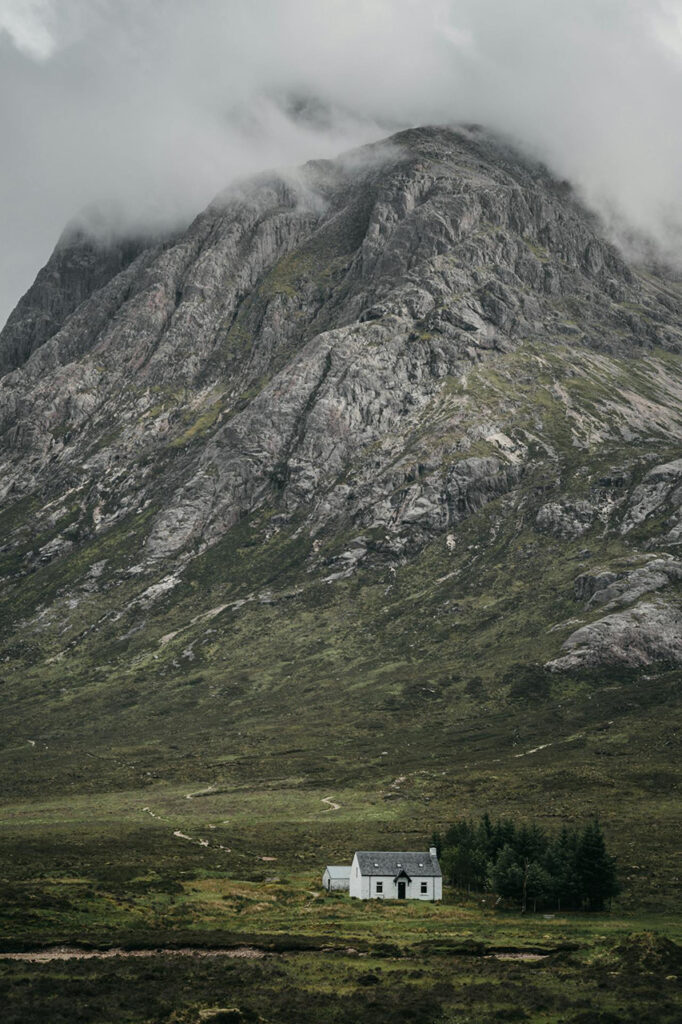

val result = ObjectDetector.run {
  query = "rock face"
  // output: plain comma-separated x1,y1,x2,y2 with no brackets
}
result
0,226,148,375
547,601,682,671
574,557,682,610
2,124,682,677
536,500,596,539
621,459,682,540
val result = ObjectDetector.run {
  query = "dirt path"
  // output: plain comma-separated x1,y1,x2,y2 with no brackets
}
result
142,806,231,852
0,945,551,965
321,796,340,811
0,946,264,963
142,806,166,821
173,830,209,847
485,952,548,961
185,783,217,800
172,829,231,852
514,743,552,759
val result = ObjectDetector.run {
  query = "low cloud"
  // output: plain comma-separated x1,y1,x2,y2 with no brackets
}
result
1,0,681,324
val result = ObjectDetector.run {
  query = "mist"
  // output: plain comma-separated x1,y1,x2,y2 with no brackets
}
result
1,0,681,326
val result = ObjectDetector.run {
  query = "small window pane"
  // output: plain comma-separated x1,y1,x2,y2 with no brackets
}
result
421,882,428,893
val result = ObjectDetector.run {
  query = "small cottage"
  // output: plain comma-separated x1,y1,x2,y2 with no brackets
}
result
322,865,352,891
349,848,442,901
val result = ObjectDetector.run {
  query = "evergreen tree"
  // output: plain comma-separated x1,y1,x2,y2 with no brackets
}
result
441,819,488,890
477,812,494,858
489,844,524,901
489,818,516,860
544,826,581,911
525,861,552,913
516,822,548,862
575,819,620,911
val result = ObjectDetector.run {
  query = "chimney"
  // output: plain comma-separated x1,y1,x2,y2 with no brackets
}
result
429,846,437,857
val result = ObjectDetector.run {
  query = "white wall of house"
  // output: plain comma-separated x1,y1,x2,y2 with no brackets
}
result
349,854,442,900
322,868,350,891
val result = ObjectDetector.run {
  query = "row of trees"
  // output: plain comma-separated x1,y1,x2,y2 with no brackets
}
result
433,814,620,912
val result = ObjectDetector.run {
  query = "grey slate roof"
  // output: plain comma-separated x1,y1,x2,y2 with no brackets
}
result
323,865,352,878
354,851,441,878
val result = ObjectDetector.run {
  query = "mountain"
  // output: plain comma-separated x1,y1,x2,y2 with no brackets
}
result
1,126,681,903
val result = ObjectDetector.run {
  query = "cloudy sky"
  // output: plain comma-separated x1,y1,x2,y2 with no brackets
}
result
1,0,681,326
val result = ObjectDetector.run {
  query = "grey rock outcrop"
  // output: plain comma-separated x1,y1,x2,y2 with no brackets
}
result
574,557,682,610
536,500,596,539
0,225,149,375
621,459,682,536
547,600,682,670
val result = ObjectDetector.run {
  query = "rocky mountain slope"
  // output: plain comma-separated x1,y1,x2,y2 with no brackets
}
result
0,128,681,868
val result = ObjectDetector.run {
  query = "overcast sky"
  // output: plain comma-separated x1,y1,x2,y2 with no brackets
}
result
1,0,681,326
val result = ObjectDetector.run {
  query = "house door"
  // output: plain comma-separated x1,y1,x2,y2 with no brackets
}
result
397,881,406,899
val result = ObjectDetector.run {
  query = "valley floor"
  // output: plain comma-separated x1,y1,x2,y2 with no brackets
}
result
1,883,680,1024
1,777,680,1024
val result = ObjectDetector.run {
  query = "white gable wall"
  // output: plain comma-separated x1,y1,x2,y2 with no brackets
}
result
349,853,371,898
322,868,350,891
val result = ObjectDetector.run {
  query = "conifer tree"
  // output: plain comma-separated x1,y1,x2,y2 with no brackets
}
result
489,844,524,901
544,825,580,910
516,822,548,862
525,861,552,913
575,819,620,911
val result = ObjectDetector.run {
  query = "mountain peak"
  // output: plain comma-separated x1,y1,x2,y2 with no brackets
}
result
1,125,682,764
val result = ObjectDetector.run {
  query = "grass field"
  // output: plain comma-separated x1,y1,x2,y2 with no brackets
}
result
1,764,681,1023
1,860,680,1024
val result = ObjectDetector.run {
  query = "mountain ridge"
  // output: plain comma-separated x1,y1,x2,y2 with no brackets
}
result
0,127,681,905
3,126,680,566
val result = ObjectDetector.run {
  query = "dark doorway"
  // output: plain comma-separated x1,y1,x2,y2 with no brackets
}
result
398,881,406,899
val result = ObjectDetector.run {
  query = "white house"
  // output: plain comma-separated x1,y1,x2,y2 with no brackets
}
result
349,848,442,901
322,865,352,891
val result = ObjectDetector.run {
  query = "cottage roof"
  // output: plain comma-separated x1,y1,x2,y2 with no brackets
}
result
354,851,441,878
324,865,352,878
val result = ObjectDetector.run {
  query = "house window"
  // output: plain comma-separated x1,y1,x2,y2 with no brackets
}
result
376,881,383,894
421,882,428,894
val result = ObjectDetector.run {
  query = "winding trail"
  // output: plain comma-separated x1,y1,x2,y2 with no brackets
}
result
171,828,231,852
321,796,340,811
142,807,166,821
173,830,209,848
514,743,552,759
142,806,231,852
185,783,217,800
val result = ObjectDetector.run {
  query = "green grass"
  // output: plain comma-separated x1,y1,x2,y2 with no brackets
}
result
0,866,680,1023
11,946,678,1024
